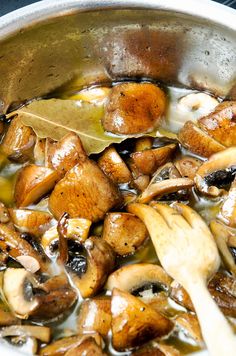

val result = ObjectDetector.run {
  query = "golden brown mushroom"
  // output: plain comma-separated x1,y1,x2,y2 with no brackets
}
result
130,144,176,176
174,313,203,344
64,338,107,356
178,121,225,158
111,288,173,351
195,147,236,196
46,132,87,178
9,209,53,237
77,296,111,337
198,101,236,147
174,156,202,180
102,213,148,255
220,178,236,227
49,159,121,222
0,303,19,326
68,236,115,298
102,83,166,135
169,281,194,311
131,345,165,356
98,146,132,184
1,116,36,162
14,164,59,207
0,325,51,343
0,202,10,223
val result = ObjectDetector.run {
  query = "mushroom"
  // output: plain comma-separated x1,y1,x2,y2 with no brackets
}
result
0,304,19,326
137,163,193,203
111,288,173,351
0,223,47,272
220,178,236,227
178,121,225,158
39,333,103,356
177,93,218,121
68,236,115,298
46,132,87,178
34,138,46,165
102,83,166,135
0,202,10,223
98,146,132,184
8,209,53,237
70,86,111,104
102,213,148,256
169,281,194,311
1,116,36,162
77,296,111,337
174,156,202,180
157,344,181,356
174,312,203,344
0,325,51,343
49,159,121,222
130,144,176,176
41,218,91,257
106,263,172,294
135,137,153,152
131,344,165,356
3,268,77,320
14,164,59,207
198,101,236,147
195,147,236,196
64,338,107,356
210,220,236,275
133,175,150,192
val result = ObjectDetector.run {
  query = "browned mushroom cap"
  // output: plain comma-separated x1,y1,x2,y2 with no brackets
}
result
0,202,10,223
49,159,121,222
64,338,107,356
195,147,236,196
102,83,166,135
3,268,77,320
220,178,236,227
102,213,148,256
174,313,203,344
198,101,236,147
178,121,225,158
210,220,236,275
39,333,103,356
106,263,172,293
46,133,87,178
69,236,115,298
9,209,53,237
174,156,202,180
98,146,132,184
15,165,59,207
130,144,176,176
111,288,173,351
77,296,111,337
0,223,47,272
135,137,153,152
1,116,36,162
169,281,194,311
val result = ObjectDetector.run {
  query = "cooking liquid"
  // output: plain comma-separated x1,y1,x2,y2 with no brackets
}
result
0,82,227,355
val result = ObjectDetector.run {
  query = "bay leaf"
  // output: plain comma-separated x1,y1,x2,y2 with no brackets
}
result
12,99,128,155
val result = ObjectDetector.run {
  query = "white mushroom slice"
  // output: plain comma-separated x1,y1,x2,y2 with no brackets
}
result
3,268,39,319
41,218,91,256
220,178,236,227
177,93,218,121
0,325,51,343
106,263,172,292
34,138,46,165
16,256,40,273
195,147,236,196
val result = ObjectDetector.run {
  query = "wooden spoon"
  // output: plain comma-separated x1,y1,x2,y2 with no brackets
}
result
128,202,236,356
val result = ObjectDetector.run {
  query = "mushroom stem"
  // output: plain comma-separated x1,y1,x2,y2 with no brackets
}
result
57,213,69,264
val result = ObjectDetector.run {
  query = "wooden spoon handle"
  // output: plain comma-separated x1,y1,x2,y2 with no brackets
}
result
188,278,236,356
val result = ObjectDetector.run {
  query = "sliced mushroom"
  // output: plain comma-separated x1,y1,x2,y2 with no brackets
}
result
131,344,165,356
0,325,51,343
39,333,103,356
220,178,236,227
64,338,107,356
135,137,153,152
174,156,202,180
98,146,132,184
0,223,47,272
157,343,181,356
68,236,115,298
9,209,53,237
169,281,194,311
3,268,77,320
111,288,173,351
106,263,172,293
210,219,236,275
15,164,59,207
174,312,203,344
195,147,236,196
102,83,166,135
198,101,236,147
41,218,91,257
178,121,225,158
1,116,36,162
46,132,87,178
77,296,111,337
0,304,19,326
177,93,218,121
34,138,46,165
133,175,150,192
130,144,176,176
49,159,121,222
102,213,148,255
0,202,10,223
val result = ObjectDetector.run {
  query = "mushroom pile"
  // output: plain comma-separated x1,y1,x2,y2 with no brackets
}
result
0,82,235,355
